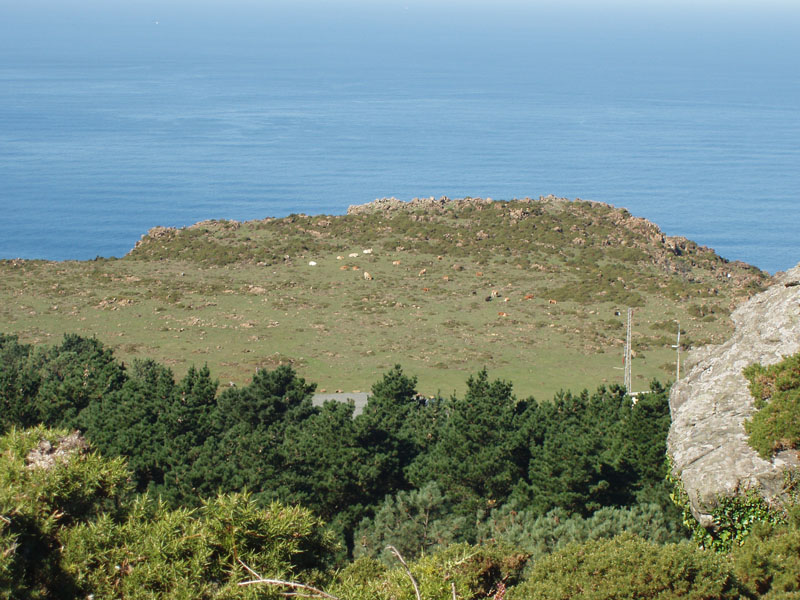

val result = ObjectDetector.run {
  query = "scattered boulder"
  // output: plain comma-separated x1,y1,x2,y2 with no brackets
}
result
26,431,88,471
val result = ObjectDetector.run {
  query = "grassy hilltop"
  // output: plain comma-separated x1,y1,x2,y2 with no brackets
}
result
0,196,768,398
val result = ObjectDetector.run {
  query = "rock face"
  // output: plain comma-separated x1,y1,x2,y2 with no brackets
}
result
668,263,800,527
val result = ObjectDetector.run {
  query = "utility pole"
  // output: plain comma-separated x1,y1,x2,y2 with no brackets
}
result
624,308,632,391
671,321,681,381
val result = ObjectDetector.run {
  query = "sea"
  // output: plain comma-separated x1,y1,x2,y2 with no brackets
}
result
1,1,798,274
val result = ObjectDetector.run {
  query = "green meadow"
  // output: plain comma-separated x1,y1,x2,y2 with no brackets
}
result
0,196,768,399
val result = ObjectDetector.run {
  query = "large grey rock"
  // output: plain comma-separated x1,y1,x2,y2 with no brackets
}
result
667,263,800,527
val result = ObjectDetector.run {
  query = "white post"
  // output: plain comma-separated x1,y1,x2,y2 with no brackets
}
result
672,321,681,381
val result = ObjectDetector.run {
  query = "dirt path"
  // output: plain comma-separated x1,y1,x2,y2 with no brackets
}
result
312,392,370,415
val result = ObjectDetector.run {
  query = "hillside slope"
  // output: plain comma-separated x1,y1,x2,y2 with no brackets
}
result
0,196,768,398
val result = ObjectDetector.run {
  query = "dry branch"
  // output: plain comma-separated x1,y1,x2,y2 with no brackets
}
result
386,545,422,600
237,559,341,600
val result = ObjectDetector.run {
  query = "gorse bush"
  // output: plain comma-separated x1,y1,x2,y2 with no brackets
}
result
332,542,527,600
0,427,337,600
0,426,129,599
508,534,743,600
744,351,800,458
61,495,336,600
732,506,800,599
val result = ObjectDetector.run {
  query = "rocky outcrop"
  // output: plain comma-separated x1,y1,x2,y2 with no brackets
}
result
347,195,493,215
668,263,800,526
26,431,88,471
348,196,767,289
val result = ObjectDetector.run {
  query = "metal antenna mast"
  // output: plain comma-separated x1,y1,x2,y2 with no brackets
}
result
624,308,632,391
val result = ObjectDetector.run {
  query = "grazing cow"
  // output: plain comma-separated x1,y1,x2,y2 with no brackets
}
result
491,290,500,297
340,265,349,270
549,299,557,305
349,252,359,258
363,248,373,254
498,312,508,317
423,287,430,292
418,268,427,277
352,266,360,270
442,275,450,282
364,271,373,280
503,297,510,302
392,260,401,265
524,294,535,300
308,261,317,266
485,296,492,302
476,271,484,277
437,255,443,261
336,255,344,260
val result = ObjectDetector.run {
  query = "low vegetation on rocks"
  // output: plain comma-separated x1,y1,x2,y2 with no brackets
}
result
745,350,800,459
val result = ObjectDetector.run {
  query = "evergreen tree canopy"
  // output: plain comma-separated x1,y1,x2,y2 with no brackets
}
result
411,369,525,520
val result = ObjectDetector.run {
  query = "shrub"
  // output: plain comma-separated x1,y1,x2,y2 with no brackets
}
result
0,427,337,600
477,503,687,561
62,494,337,599
0,427,130,599
353,482,467,562
509,534,741,600
744,351,800,459
332,543,527,600
731,507,800,599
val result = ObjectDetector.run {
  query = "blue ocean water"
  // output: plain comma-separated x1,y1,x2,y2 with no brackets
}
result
1,1,798,273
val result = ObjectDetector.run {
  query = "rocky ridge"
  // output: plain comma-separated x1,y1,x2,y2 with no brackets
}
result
348,196,766,289
668,263,800,526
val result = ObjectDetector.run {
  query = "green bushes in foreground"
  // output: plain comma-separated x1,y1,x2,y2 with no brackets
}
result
9,335,800,598
6,426,800,599
732,508,800,599
508,534,743,600
333,543,527,600
0,427,336,600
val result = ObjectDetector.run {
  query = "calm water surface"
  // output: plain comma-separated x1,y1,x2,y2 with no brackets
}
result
1,1,798,273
